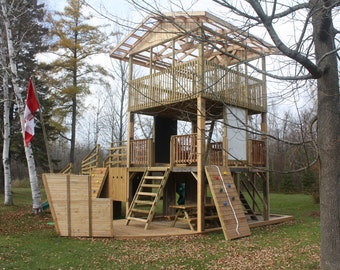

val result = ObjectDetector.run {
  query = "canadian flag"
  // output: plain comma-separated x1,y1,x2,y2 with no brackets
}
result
24,78,39,146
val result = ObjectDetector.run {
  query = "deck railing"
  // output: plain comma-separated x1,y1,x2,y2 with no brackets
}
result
169,134,266,167
203,61,265,111
127,136,266,167
103,141,127,167
248,139,266,167
171,134,198,165
208,142,224,166
130,139,154,166
129,59,265,112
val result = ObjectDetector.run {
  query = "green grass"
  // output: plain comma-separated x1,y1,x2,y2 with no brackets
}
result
0,189,320,269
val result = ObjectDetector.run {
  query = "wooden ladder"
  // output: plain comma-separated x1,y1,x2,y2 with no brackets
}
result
205,165,251,240
126,167,170,229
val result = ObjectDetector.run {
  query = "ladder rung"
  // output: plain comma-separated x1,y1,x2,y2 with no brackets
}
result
142,184,161,188
144,176,164,180
147,167,169,171
138,192,157,197
127,217,148,223
131,209,149,214
135,200,154,205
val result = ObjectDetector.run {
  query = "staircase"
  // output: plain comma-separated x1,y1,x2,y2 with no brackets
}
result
239,191,258,220
205,165,251,240
126,167,170,229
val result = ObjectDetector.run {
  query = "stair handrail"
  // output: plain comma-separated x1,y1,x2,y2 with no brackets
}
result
240,173,268,216
81,144,100,175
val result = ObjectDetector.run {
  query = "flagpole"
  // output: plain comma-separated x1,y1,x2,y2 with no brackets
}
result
31,77,53,173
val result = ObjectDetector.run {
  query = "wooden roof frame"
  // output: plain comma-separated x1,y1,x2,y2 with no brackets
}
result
110,11,277,69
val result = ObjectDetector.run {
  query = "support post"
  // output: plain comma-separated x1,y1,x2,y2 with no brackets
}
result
223,105,228,166
262,111,269,220
197,95,205,232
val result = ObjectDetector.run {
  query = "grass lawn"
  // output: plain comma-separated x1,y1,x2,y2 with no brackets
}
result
0,187,320,269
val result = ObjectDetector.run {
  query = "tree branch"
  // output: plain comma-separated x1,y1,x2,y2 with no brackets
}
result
246,0,322,78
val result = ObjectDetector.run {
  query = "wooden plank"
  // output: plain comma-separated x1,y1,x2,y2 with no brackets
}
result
205,165,251,240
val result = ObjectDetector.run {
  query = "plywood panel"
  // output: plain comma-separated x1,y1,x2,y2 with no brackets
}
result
109,167,128,201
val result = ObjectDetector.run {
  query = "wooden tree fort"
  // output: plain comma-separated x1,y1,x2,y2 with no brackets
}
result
43,11,290,240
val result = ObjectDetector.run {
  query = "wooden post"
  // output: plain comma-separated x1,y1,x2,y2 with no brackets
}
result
197,33,205,232
197,96,205,232
261,56,269,221
126,56,134,216
262,111,269,220
223,105,228,166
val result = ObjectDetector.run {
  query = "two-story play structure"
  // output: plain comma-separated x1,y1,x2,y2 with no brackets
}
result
43,11,291,240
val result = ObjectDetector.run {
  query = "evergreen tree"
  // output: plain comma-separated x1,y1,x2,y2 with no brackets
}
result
45,0,109,167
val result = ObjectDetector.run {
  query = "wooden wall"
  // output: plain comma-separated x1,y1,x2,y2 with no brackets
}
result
43,174,113,237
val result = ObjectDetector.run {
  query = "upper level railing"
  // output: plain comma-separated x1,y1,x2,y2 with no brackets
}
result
129,59,266,113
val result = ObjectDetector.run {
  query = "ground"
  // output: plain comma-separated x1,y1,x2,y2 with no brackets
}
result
0,189,321,269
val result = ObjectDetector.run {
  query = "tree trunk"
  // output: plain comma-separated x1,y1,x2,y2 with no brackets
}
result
2,71,12,206
312,1,340,268
0,24,12,205
70,95,77,165
1,0,41,213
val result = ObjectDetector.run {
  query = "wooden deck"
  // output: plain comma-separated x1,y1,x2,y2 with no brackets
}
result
112,214,293,240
